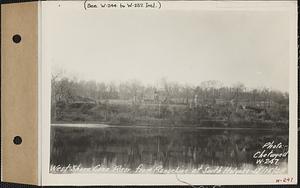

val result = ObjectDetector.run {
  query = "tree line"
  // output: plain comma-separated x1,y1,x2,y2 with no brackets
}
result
51,74,288,107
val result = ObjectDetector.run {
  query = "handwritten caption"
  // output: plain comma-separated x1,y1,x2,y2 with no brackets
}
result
50,163,287,175
275,177,294,183
84,1,162,10
252,141,288,165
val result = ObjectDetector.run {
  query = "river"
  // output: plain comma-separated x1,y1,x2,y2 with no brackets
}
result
50,124,288,174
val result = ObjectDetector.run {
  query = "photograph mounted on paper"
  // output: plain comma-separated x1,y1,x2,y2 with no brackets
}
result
41,1,297,182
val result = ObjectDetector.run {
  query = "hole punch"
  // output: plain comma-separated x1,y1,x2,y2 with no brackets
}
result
13,136,22,145
12,34,21,43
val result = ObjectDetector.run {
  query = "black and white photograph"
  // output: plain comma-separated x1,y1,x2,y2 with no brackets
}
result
40,0,297,184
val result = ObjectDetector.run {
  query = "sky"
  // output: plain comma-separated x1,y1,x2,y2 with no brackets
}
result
43,2,292,92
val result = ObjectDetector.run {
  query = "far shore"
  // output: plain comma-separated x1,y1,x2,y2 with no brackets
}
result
51,122,288,131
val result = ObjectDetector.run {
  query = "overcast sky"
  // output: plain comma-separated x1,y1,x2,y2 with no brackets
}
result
43,2,292,92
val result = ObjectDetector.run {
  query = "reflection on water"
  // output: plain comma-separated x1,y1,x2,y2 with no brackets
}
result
50,125,288,174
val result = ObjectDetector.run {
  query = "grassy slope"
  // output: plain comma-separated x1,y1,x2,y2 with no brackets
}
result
52,100,288,129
